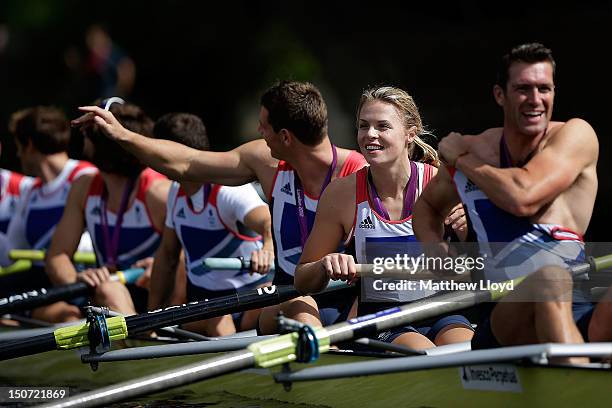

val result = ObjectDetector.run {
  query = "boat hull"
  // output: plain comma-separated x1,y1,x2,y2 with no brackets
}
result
0,343,609,407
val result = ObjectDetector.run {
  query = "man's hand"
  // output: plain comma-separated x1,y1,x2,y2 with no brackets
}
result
439,132,469,167
445,203,468,241
132,257,155,288
71,106,129,142
249,248,274,275
77,267,111,288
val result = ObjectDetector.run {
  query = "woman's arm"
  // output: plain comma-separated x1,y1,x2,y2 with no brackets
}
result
295,176,356,294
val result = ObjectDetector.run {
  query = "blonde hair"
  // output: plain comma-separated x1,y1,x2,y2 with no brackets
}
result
356,86,440,167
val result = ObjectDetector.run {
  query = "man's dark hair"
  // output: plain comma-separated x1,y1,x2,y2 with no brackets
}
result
85,102,154,177
9,106,70,154
153,113,209,151
260,80,328,146
496,43,556,90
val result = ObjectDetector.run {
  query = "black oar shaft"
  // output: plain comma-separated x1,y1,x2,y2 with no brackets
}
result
125,284,298,333
0,282,89,315
0,333,57,359
0,284,345,361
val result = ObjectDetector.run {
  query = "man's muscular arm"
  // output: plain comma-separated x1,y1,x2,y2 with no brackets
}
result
72,107,277,189
453,119,598,216
413,166,462,243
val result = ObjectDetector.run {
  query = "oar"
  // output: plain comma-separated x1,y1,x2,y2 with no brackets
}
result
9,249,96,265
81,334,278,363
42,254,612,408
0,280,349,361
0,268,144,315
202,257,276,272
0,260,32,277
203,257,446,278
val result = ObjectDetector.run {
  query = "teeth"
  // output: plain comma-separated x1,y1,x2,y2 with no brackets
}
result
524,112,542,117
366,145,383,151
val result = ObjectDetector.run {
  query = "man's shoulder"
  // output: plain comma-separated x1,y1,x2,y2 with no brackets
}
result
548,119,594,138
475,127,503,140
320,170,357,207
240,139,279,170
336,148,367,176
239,139,276,162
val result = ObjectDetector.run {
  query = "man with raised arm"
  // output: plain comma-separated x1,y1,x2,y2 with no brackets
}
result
72,81,367,333
412,43,598,364
47,101,171,318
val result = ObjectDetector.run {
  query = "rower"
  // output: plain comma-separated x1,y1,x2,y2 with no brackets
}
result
2,106,97,322
46,100,172,317
295,86,474,349
413,43,598,364
0,141,35,280
71,81,367,333
147,112,274,336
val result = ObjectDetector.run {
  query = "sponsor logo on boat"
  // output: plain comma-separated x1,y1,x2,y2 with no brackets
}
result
359,216,375,229
460,364,522,392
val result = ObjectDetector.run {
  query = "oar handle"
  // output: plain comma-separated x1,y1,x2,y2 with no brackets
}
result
202,259,414,275
9,249,97,265
202,257,276,272
112,268,146,284
0,260,32,277
0,268,145,315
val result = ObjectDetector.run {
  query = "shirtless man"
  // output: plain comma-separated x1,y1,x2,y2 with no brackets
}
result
413,43,598,363
72,81,367,333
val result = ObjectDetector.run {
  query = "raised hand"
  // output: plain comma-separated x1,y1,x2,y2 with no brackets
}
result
439,132,469,167
71,106,129,142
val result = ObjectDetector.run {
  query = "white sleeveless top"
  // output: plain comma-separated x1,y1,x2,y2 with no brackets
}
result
167,182,266,291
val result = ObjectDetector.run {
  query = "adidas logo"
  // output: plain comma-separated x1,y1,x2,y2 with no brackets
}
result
281,183,292,195
359,215,375,229
464,179,479,194
91,206,101,216
176,208,186,219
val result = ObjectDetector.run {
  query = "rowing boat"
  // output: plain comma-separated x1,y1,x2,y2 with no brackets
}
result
1,255,611,407
0,329,610,407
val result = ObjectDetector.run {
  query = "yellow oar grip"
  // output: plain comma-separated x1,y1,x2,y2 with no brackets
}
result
53,316,128,350
248,327,330,368
0,260,32,277
9,250,96,265
116,271,126,284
